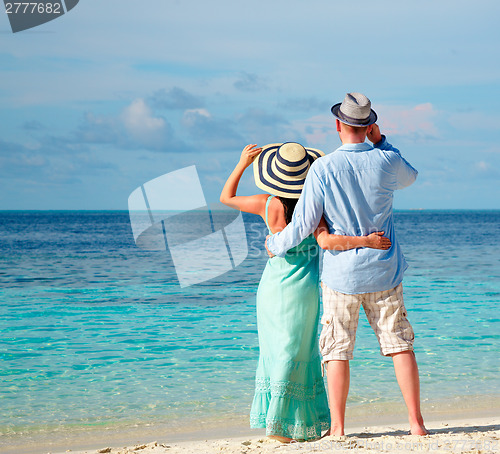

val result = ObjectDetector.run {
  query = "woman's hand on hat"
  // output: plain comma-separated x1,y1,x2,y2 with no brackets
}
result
239,144,262,168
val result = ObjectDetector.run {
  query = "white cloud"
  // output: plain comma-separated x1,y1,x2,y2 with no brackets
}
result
122,99,166,138
183,108,211,124
73,98,189,152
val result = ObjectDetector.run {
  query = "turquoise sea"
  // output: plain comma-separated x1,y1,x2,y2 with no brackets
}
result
0,210,499,450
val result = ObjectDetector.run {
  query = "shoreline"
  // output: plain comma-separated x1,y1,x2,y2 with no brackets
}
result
2,405,499,454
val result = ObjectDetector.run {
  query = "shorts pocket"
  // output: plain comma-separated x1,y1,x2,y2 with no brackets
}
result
397,305,415,344
319,314,335,356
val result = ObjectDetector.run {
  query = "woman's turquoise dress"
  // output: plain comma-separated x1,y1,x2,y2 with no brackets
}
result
249,196,330,440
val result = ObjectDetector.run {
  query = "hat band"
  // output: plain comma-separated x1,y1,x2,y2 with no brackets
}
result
338,108,371,125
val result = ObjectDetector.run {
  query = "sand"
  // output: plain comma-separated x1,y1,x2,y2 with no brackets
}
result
45,416,499,454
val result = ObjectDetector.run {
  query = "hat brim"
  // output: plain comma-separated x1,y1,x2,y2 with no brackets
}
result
253,143,324,199
331,103,378,127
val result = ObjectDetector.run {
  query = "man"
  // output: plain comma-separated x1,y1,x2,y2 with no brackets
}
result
266,93,427,437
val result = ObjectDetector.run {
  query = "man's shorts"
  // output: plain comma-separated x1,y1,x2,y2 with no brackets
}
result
319,282,414,361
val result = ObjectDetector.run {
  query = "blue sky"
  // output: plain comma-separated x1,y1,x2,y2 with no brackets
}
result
1,0,499,210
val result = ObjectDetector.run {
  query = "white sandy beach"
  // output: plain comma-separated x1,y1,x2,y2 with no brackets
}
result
17,415,492,454
62,418,498,454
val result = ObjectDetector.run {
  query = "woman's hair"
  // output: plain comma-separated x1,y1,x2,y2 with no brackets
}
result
278,197,298,225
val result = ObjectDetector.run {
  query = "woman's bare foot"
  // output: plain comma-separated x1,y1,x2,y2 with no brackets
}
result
268,435,293,443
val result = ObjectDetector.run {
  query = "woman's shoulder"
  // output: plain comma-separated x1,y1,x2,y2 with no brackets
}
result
267,195,283,211
251,193,273,209
253,193,272,201
244,193,273,218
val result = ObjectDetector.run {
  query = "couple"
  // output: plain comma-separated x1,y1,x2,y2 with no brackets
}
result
220,93,427,442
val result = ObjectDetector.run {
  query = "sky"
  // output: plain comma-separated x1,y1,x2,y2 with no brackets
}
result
1,0,499,210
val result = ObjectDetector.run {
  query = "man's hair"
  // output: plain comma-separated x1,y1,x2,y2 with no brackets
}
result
342,123,369,135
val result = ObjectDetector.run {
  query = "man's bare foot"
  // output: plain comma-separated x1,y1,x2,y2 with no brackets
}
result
410,420,429,435
322,426,345,437
324,434,347,441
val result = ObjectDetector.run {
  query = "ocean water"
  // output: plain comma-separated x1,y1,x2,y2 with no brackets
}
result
0,210,499,442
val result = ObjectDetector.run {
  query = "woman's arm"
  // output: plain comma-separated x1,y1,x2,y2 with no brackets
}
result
220,144,267,215
314,218,391,251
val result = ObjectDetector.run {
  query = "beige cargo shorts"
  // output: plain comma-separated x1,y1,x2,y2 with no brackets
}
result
319,282,414,362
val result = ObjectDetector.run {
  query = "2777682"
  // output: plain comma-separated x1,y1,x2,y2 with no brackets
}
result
5,2,62,14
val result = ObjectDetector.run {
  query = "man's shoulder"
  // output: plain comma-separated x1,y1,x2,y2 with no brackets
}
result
311,147,402,180
315,146,386,166
310,152,338,177
311,149,349,175
314,148,345,166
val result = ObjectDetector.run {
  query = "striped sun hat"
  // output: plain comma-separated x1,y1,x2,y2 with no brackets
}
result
253,142,324,199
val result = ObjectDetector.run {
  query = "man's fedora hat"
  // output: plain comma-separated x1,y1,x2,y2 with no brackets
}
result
331,92,377,127
253,142,324,199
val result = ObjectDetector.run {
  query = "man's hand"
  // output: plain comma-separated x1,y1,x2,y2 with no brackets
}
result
367,124,382,145
265,235,275,258
365,231,391,250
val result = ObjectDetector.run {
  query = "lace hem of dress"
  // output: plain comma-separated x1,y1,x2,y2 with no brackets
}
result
250,414,329,440
254,377,326,401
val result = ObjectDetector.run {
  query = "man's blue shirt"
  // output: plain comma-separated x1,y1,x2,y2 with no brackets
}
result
266,137,418,294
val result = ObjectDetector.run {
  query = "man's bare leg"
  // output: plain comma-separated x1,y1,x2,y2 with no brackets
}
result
326,360,350,436
391,351,428,435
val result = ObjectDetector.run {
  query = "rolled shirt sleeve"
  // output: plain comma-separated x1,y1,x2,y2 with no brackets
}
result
375,136,418,189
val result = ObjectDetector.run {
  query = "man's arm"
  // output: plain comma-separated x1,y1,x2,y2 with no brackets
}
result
266,163,325,257
369,124,418,189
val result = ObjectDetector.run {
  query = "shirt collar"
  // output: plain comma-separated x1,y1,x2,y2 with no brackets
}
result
337,142,373,152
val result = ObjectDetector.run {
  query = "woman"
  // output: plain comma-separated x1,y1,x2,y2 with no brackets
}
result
220,143,391,442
